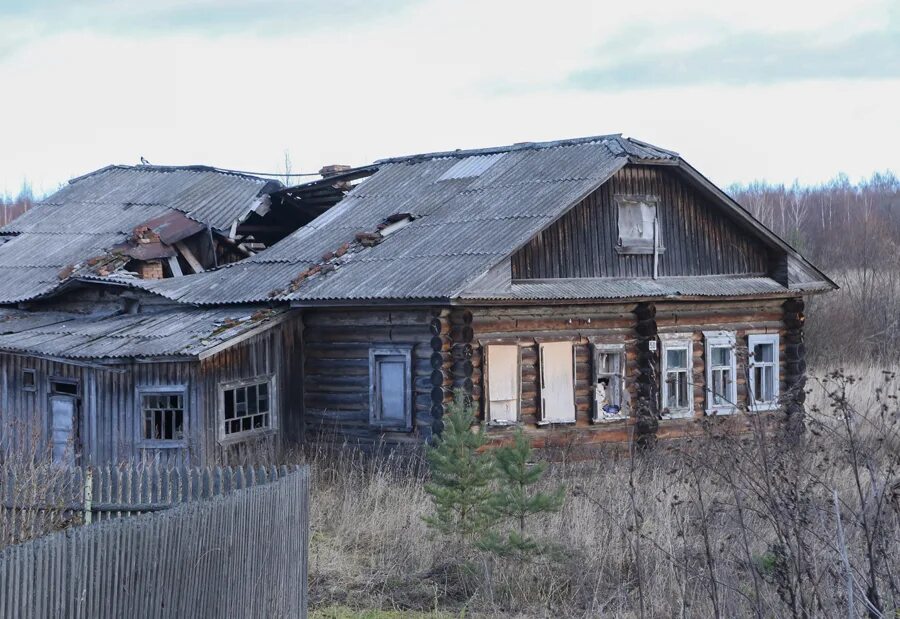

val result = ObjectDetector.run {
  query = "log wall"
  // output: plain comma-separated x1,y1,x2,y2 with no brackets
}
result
463,297,796,450
301,308,438,445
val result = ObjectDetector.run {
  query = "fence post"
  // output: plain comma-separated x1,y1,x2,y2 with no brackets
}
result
83,468,93,525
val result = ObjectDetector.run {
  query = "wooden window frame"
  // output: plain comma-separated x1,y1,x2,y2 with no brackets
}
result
614,194,665,255
22,368,37,392
217,376,277,445
537,340,577,425
136,385,189,449
483,342,522,426
369,346,414,432
747,333,780,412
591,343,627,423
659,334,694,419
703,331,737,415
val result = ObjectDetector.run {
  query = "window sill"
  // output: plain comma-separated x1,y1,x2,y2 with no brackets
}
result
705,408,738,416
615,244,666,256
593,416,628,424
537,419,577,426
369,424,414,433
217,428,277,446
139,441,188,449
749,403,780,413
488,420,519,427
661,411,694,420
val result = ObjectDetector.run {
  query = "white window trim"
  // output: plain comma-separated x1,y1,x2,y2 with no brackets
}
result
136,384,189,448
703,331,738,415
217,376,277,444
747,333,780,412
659,334,694,419
369,346,414,431
591,343,627,423
484,343,521,426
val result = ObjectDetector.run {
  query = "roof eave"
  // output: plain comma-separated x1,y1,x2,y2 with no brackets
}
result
640,157,838,291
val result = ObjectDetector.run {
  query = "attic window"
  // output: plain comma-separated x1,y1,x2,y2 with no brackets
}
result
615,195,664,255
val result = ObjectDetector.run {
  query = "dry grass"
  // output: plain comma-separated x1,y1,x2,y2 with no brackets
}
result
299,364,900,618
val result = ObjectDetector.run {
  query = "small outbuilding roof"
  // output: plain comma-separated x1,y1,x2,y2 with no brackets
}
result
0,165,281,304
0,305,291,361
115,134,833,305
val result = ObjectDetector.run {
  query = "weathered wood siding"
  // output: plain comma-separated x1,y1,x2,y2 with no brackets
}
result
302,308,437,445
0,315,303,466
0,355,196,465
198,315,304,464
511,165,772,279
463,298,792,449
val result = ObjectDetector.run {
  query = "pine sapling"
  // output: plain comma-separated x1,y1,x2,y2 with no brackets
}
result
423,391,494,543
478,427,565,560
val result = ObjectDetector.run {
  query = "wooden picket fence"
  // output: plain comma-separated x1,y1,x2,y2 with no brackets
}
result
0,464,309,618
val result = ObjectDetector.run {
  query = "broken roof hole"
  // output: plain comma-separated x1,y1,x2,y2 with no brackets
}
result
379,214,414,237
437,153,506,181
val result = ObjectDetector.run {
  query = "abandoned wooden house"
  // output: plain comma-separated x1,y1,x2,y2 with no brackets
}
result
0,134,836,464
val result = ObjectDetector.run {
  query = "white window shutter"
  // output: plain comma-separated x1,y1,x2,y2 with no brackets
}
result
487,344,519,424
539,341,576,423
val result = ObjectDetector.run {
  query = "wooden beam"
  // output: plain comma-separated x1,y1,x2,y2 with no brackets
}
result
174,242,204,273
167,255,183,277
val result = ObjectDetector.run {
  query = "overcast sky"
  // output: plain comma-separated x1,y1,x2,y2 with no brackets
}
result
0,0,897,197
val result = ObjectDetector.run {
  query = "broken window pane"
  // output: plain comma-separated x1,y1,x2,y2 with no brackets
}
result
221,379,274,438
141,392,185,442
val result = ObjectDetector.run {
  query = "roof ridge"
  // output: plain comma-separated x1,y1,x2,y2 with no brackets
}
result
374,133,626,165
67,164,275,186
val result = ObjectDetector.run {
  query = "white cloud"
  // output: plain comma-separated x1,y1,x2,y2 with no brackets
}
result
0,0,896,196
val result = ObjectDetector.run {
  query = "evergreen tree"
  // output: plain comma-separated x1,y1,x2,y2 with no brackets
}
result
423,391,494,542
478,428,565,559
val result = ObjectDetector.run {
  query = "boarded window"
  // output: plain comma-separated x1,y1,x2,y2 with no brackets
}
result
486,344,519,424
660,336,693,418
704,331,737,414
141,391,186,443
748,334,780,411
219,377,275,441
615,195,662,254
369,347,413,431
593,346,626,421
538,341,576,424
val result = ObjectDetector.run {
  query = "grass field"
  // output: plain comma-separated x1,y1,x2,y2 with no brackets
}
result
303,364,900,618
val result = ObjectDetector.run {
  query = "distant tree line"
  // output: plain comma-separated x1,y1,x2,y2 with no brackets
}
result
728,171,900,271
729,171,900,364
0,181,34,227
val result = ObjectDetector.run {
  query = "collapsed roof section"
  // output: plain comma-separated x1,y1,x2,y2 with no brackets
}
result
0,164,301,304
114,134,834,306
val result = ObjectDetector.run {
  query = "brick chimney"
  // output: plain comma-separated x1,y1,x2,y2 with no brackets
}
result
137,259,164,280
319,164,351,178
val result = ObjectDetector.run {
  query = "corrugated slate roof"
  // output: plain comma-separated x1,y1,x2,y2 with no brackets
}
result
458,275,831,301
77,133,834,306
131,134,660,304
0,165,281,304
0,306,290,360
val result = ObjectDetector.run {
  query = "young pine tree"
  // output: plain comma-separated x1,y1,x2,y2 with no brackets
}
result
478,427,565,559
423,391,494,542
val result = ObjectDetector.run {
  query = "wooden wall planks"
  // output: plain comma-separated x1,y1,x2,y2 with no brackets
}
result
511,165,771,279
